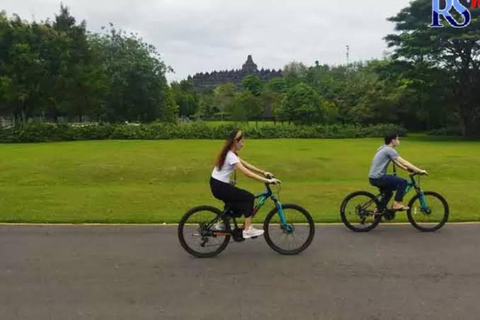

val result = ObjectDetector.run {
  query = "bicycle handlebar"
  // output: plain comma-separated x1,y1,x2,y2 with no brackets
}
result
265,173,279,185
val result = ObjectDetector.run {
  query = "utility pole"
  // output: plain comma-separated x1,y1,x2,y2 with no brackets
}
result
346,45,350,66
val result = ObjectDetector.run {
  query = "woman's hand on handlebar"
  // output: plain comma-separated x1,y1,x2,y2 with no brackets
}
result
267,178,281,185
264,172,274,179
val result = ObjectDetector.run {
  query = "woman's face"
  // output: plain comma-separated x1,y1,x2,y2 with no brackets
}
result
235,137,245,150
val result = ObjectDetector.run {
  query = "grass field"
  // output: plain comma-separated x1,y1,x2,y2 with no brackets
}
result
0,135,478,223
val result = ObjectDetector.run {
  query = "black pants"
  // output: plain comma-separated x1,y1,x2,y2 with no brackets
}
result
369,175,408,208
210,177,254,218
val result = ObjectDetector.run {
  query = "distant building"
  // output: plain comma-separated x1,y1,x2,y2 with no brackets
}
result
188,55,282,91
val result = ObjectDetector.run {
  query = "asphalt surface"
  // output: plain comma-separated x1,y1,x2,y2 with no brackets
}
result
1,224,479,320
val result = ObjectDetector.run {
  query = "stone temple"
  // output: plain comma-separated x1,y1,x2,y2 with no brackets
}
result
188,55,283,91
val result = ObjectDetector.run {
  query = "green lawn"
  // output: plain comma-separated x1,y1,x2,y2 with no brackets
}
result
0,135,478,223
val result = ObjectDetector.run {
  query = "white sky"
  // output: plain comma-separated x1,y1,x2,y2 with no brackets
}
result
3,0,413,82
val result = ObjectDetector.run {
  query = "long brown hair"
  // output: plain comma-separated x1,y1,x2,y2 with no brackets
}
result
215,130,243,170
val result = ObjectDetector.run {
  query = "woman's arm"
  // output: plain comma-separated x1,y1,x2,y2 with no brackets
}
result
240,159,268,176
235,162,276,183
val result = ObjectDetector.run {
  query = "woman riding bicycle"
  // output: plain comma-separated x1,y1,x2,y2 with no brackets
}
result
210,129,281,239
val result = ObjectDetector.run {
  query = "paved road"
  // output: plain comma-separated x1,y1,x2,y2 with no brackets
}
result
1,224,480,320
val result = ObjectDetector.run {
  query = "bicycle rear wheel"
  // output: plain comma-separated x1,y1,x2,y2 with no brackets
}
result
178,206,230,258
340,191,381,232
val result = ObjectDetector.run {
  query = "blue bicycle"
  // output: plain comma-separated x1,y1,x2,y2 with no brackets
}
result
340,172,449,232
178,179,315,258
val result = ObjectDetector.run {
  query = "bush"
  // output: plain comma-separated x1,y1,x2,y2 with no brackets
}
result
427,127,462,136
0,122,407,143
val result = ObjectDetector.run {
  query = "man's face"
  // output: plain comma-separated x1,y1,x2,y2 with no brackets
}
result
393,136,400,147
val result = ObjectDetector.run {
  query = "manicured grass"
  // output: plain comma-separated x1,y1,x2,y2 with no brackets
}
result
0,135,478,223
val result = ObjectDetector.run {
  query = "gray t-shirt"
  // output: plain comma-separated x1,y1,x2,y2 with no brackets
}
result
368,145,399,179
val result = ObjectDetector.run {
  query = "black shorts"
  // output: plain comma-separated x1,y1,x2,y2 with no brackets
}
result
209,177,254,218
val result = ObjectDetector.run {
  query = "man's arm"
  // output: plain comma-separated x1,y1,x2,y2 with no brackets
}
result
394,156,426,174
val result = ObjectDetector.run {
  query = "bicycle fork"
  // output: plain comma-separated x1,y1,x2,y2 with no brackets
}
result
416,190,431,214
275,201,293,233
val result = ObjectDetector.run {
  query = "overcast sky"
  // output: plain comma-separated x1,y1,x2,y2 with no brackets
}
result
3,0,412,82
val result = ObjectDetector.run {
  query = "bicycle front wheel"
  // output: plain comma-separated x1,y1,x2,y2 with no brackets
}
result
178,206,230,258
407,191,449,232
263,204,315,255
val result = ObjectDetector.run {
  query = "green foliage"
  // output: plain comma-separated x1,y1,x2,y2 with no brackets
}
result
385,0,480,138
212,83,236,118
231,91,263,122
0,122,406,142
278,83,323,125
2,1,479,140
242,74,263,96
0,7,174,124
171,80,199,118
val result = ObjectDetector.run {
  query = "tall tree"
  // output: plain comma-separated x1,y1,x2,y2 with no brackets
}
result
231,91,262,123
213,83,236,119
385,0,480,138
242,74,263,97
278,83,323,125
89,25,175,122
171,80,199,118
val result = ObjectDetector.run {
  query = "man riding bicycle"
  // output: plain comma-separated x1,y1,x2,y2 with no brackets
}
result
368,132,428,212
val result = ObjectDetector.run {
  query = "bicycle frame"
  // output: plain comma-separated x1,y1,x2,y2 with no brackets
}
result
208,183,290,234
252,183,289,228
377,173,430,212
405,174,430,211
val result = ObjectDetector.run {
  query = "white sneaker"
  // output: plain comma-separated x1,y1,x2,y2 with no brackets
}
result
242,226,264,239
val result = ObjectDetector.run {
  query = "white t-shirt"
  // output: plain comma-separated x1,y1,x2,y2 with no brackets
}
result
211,151,240,183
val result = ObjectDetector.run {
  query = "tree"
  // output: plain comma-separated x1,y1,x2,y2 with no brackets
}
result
213,83,236,119
51,5,108,122
266,77,288,94
260,88,282,122
283,62,308,87
373,59,452,130
0,7,175,124
89,25,175,122
242,74,263,97
0,13,49,122
231,91,262,123
278,83,323,125
385,0,480,138
171,80,198,118
196,92,215,120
